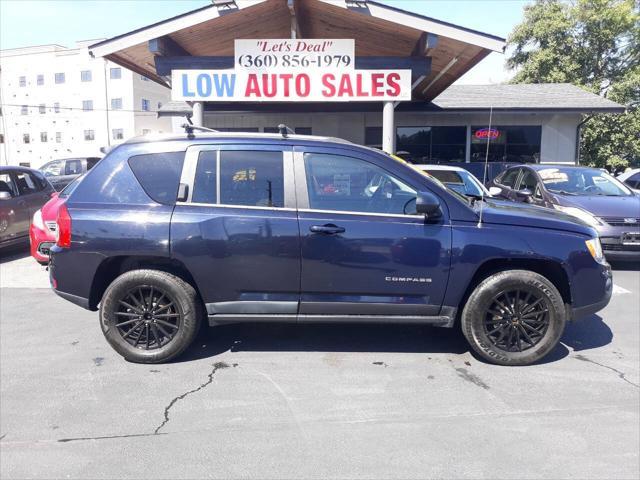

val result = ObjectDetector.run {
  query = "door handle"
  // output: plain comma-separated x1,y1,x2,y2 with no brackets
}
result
309,224,345,235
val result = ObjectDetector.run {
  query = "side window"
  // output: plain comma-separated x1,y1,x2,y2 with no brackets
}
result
0,173,18,197
499,168,520,188
192,150,285,208
128,152,185,204
86,158,100,170
304,153,417,215
627,173,640,189
65,160,83,175
519,169,538,191
15,172,40,194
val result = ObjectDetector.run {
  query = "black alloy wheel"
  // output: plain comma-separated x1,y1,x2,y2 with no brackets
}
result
483,289,550,353
115,286,181,350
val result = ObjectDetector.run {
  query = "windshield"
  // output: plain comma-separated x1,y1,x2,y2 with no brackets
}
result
425,169,486,197
538,167,632,196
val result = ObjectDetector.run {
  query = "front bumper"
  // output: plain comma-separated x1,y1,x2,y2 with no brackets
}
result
569,263,613,320
29,225,56,264
600,236,640,261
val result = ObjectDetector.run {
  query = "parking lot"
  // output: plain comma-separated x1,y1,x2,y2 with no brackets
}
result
0,246,638,479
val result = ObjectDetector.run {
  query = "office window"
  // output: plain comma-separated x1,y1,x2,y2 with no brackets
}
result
396,126,466,163
263,127,279,133
40,132,47,143
37,74,44,86
21,105,28,115
470,126,541,163
295,127,312,135
110,67,121,79
82,100,93,111
112,128,124,140
111,98,122,110
364,127,382,147
19,76,26,87
39,104,46,114
80,70,92,82
55,72,65,84
55,132,62,143
141,99,150,111
84,129,95,141
54,102,60,113
23,133,30,144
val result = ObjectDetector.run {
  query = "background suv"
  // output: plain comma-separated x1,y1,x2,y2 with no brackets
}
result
49,133,612,366
40,157,101,191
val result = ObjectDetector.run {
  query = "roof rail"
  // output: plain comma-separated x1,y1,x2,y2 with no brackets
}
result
181,123,220,135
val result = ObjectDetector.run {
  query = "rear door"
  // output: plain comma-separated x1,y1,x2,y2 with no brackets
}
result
0,171,30,243
294,146,451,318
171,144,301,319
13,170,51,217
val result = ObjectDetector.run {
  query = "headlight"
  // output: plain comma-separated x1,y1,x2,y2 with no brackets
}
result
554,205,602,227
585,238,605,263
32,209,45,230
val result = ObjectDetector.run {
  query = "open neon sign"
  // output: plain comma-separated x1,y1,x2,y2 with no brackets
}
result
474,128,501,140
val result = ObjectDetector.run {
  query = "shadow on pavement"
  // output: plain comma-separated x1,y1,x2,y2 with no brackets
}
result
561,314,613,352
179,322,471,363
0,243,30,264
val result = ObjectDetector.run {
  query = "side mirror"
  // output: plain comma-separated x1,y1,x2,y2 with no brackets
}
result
488,186,502,196
0,191,12,200
516,188,533,202
416,191,442,219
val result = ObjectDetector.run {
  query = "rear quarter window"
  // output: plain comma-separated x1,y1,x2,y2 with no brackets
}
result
128,152,185,204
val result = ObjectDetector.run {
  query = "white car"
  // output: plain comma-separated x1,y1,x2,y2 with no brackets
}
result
415,164,491,198
617,168,640,192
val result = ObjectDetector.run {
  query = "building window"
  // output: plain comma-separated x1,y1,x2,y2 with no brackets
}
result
40,132,48,143
110,98,122,110
81,70,92,82
37,74,44,86
395,126,466,163
110,67,121,79
82,100,93,111
141,99,150,111
55,72,65,84
112,128,124,140
21,105,28,115
364,127,382,147
470,126,541,163
23,133,30,144
295,127,312,135
39,104,46,114
19,76,26,87
84,129,95,141
56,132,62,143
54,102,60,113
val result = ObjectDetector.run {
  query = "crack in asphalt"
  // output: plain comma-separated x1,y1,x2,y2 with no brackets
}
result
154,362,232,435
574,354,639,388
58,432,167,443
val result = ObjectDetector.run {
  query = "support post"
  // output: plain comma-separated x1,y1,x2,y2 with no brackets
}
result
192,102,204,127
382,101,396,154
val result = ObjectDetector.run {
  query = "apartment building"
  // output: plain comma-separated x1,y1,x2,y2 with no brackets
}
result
0,40,171,168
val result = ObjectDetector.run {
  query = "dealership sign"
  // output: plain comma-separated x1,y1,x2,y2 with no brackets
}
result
171,39,411,102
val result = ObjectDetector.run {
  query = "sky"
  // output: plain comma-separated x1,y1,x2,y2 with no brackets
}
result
0,0,530,84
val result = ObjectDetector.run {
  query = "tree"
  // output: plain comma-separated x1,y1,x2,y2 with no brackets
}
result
507,0,639,169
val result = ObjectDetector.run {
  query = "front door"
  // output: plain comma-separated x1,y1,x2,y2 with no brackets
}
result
294,147,451,318
171,144,301,319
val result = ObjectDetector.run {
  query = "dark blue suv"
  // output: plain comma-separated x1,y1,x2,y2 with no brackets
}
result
49,132,612,366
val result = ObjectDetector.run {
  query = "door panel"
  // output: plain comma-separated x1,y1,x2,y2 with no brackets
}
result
295,148,451,316
0,172,30,242
171,144,300,315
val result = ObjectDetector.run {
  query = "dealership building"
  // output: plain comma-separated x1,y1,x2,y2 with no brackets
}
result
88,0,624,165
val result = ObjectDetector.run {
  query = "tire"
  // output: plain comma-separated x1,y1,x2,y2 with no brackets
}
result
461,270,566,366
99,269,201,363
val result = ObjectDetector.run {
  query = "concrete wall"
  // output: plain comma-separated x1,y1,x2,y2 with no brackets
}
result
201,109,582,164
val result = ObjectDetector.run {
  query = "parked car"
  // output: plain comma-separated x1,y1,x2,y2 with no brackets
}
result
39,157,101,191
489,164,640,261
415,164,491,198
617,168,640,191
30,175,84,264
0,166,55,250
49,132,612,366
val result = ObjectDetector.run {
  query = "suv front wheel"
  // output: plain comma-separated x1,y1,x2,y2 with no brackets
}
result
99,269,201,363
461,270,566,366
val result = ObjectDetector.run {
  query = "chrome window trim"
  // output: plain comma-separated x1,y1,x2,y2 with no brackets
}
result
297,208,424,220
175,201,297,213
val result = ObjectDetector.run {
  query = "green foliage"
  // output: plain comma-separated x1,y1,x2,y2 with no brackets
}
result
507,0,640,168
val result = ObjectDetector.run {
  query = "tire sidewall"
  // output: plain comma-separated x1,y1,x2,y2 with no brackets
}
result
100,270,199,363
462,271,566,366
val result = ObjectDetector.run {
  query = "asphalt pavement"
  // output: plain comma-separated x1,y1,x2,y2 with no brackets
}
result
1,245,639,479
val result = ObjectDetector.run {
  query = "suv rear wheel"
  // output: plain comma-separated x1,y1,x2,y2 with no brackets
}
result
99,269,201,363
461,270,566,366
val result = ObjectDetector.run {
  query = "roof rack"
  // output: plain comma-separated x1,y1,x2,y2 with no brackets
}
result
181,123,220,134
278,124,295,138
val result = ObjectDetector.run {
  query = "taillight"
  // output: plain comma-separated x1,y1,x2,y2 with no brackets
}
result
56,203,72,248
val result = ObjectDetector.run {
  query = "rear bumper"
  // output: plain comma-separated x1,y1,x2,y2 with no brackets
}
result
53,288,90,309
29,225,55,264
